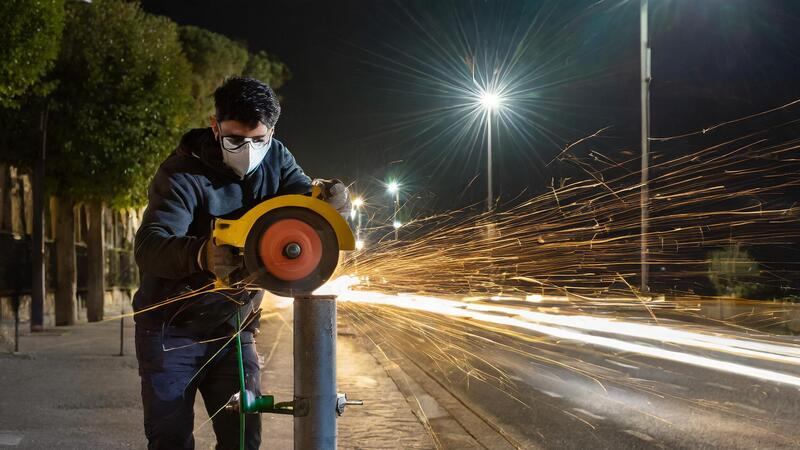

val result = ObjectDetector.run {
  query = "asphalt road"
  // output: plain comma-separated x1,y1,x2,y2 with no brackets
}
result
341,298,800,449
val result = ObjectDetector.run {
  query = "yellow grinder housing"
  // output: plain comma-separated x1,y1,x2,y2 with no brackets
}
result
212,186,354,297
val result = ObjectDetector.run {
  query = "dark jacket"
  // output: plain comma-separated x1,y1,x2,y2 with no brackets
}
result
132,128,312,334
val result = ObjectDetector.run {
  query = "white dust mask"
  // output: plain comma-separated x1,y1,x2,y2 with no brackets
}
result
219,135,272,179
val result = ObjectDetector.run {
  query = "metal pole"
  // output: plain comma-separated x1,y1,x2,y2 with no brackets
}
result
31,103,48,332
640,0,651,294
357,209,362,239
393,191,399,241
13,295,20,353
118,303,124,357
294,295,337,450
486,110,493,212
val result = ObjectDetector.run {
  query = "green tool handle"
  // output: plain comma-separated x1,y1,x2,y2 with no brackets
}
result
235,311,246,450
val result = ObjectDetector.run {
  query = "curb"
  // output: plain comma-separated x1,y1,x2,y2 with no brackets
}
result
345,317,528,450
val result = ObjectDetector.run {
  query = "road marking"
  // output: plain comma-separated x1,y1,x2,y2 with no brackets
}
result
353,375,379,388
705,381,734,391
606,359,639,370
539,390,563,398
726,402,767,415
416,394,448,419
572,408,606,420
0,433,23,446
623,429,654,442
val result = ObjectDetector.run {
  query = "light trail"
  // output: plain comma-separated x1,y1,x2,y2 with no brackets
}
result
319,276,800,388
318,276,800,387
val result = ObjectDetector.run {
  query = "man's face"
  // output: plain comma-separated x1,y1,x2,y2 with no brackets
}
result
210,117,275,178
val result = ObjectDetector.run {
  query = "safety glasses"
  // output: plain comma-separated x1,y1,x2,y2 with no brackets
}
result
221,134,271,153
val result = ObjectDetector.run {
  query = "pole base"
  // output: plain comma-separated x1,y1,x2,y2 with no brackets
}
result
294,294,337,450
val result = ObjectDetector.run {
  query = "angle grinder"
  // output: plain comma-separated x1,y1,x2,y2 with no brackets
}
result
211,185,354,297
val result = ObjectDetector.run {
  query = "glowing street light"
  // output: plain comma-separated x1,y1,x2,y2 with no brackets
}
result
387,182,399,194
355,239,365,250
480,92,501,110
393,220,402,229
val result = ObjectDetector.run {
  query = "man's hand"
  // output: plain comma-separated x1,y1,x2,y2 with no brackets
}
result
312,178,350,216
199,239,243,281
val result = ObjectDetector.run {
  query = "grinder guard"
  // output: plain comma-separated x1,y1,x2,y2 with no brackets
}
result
211,189,354,296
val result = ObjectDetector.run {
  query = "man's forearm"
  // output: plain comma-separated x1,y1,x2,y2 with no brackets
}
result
134,226,206,280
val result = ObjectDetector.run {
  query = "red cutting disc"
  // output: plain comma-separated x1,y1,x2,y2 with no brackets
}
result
258,218,323,281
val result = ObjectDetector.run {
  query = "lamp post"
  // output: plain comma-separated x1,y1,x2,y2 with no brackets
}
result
479,91,501,212
640,0,651,294
387,181,400,239
351,197,364,248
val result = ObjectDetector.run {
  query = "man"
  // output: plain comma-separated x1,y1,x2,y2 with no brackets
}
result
133,76,348,449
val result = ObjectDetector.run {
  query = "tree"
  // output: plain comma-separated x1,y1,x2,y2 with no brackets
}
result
178,26,292,128
243,50,292,92
178,25,249,128
708,244,761,298
48,0,192,323
0,0,65,109
0,1,66,331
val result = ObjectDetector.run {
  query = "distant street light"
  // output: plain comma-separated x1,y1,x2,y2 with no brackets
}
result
386,181,401,239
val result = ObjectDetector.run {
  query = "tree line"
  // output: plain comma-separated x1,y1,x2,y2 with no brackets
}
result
0,0,290,325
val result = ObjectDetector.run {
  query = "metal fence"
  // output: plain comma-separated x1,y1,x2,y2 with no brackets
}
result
0,231,137,298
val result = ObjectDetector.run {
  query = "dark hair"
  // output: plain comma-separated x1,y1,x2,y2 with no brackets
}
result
213,76,281,128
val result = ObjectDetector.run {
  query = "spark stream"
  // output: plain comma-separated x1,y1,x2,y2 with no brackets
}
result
342,131,800,300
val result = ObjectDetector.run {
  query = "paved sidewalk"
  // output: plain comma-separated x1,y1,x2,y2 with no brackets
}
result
0,297,435,449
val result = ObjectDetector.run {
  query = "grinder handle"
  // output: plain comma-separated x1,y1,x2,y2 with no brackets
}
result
310,184,324,200
310,178,343,201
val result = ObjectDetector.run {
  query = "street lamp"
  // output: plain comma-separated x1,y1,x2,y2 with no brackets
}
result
387,182,400,239
478,89,503,212
351,196,364,245
640,0,652,294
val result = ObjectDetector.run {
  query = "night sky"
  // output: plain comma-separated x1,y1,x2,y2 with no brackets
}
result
141,0,800,214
